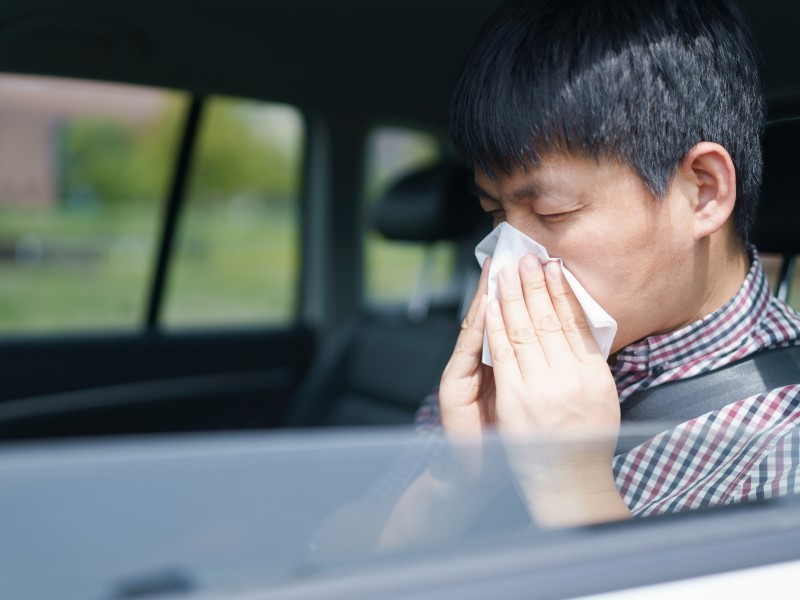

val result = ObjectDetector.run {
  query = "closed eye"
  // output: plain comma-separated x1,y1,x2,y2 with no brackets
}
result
537,212,571,224
536,204,584,224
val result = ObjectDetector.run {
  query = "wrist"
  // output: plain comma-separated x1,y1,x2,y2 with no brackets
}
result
514,461,630,527
428,444,508,495
501,433,627,527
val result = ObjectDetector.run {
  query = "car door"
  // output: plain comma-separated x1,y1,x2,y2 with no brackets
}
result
0,75,317,439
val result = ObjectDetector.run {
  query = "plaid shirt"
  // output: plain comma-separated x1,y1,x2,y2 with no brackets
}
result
370,246,800,516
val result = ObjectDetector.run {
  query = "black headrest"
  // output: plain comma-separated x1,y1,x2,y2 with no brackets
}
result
751,118,800,254
373,163,487,242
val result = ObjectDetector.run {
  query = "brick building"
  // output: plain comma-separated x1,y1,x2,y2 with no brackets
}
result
0,73,166,207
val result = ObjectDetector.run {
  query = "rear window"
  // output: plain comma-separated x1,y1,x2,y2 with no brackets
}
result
362,126,456,307
0,74,305,334
761,253,800,309
162,97,304,329
0,74,185,333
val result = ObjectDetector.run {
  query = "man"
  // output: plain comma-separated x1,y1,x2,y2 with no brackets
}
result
372,0,800,548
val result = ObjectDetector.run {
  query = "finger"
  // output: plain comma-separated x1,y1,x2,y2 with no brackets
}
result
544,261,602,361
496,264,547,378
464,257,491,327
519,254,574,368
450,257,491,373
485,299,523,392
446,293,488,378
454,256,490,365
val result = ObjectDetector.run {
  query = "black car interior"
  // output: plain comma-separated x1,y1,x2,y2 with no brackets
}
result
0,0,798,441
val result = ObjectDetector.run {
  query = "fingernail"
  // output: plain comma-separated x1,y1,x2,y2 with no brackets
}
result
488,299,501,315
483,257,492,270
545,260,561,279
522,254,539,272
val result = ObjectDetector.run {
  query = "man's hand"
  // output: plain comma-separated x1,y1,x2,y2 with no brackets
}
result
437,258,499,483
486,255,630,526
377,260,503,553
379,255,628,552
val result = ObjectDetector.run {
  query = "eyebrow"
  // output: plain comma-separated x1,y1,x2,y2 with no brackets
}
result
469,179,542,204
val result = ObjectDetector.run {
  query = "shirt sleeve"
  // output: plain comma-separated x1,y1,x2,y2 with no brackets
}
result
735,425,800,503
363,390,445,502
614,385,800,516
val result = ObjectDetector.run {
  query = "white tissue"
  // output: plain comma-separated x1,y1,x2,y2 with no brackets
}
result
474,222,617,365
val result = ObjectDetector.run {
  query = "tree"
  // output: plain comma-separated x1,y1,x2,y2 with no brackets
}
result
59,96,301,208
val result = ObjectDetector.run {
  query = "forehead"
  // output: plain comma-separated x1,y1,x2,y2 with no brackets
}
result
473,154,651,203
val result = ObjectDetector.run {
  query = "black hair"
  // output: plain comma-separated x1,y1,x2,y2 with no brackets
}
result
451,0,766,242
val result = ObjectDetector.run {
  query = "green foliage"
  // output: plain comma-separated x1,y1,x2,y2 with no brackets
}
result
60,98,184,205
189,101,300,204
59,97,302,208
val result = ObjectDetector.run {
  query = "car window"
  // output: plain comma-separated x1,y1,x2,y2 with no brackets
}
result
3,425,799,600
161,97,304,328
761,252,800,309
362,126,456,307
0,76,305,334
0,73,186,334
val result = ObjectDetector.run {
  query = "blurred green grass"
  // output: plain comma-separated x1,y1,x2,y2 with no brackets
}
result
0,203,300,333
162,202,299,328
0,205,156,332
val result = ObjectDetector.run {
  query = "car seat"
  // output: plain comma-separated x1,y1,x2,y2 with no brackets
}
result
279,162,487,427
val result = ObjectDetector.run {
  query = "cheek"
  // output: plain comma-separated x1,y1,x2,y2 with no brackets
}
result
566,260,625,318
554,225,658,317
533,196,669,314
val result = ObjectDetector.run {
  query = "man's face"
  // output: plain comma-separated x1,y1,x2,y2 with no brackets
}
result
474,154,702,353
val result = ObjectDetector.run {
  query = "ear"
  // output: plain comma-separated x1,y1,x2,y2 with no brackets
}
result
676,142,737,240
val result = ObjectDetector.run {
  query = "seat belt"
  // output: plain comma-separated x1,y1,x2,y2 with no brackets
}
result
615,344,800,454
